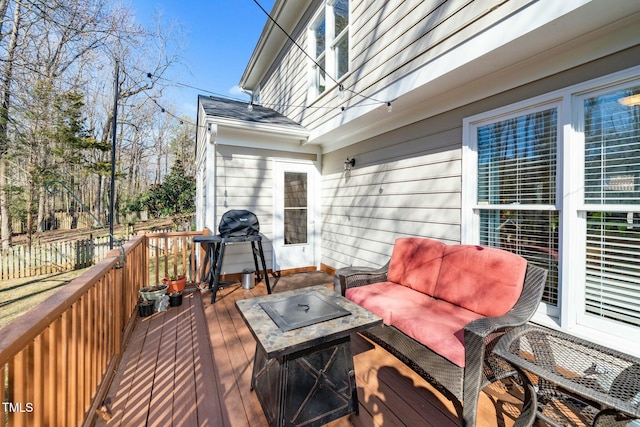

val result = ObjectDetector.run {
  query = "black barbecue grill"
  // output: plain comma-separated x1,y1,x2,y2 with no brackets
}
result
194,210,271,303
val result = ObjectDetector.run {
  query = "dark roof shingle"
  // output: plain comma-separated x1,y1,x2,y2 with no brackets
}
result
199,95,306,131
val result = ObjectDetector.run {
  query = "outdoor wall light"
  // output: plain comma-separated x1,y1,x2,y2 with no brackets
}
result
344,158,355,171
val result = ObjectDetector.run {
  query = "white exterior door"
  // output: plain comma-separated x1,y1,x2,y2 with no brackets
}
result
273,160,319,271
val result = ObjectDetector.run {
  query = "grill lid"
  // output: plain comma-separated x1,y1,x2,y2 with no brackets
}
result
218,209,260,237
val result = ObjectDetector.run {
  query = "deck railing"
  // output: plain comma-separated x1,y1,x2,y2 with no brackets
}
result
144,230,207,287
0,231,205,427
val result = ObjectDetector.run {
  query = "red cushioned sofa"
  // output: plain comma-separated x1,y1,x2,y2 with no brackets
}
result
338,237,547,427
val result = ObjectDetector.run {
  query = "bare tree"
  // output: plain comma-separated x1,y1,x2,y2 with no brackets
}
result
1,0,185,243
0,0,22,249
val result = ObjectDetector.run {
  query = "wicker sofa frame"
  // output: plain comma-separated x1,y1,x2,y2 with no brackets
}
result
338,261,548,426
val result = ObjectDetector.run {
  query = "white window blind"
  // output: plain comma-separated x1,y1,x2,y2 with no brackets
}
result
476,108,558,305
585,212,640,326
582,86,640,327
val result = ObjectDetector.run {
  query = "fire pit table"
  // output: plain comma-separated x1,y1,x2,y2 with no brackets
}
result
236,285,382,427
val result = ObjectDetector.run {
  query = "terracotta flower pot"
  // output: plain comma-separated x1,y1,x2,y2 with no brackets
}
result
163,275,187,294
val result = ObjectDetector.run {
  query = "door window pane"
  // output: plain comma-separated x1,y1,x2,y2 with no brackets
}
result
284,172,307,244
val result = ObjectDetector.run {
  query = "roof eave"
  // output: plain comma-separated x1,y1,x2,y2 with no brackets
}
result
209,116,310,142
240,0,309,91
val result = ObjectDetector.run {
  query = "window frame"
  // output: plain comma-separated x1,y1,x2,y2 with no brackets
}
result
308,0,350,98
462,65,640,355
462,100,563,320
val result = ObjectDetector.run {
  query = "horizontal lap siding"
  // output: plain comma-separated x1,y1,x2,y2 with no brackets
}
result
321,116,462,269
260,0,529,129
215,148,274,274
260,25,309,121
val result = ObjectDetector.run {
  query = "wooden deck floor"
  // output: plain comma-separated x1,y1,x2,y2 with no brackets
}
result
96,272,527,427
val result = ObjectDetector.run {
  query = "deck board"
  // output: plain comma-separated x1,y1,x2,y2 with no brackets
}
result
96,273,528,427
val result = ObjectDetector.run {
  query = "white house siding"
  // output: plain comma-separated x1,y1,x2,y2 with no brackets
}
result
213,144,318,275
320,45,640,271
259,0,537,130
321,113,462,269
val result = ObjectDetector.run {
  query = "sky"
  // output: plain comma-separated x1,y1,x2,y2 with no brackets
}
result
132,0,276,120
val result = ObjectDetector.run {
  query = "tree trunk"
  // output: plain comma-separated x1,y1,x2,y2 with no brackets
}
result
37,185,46,231
95,174,103,226
0,0,22,249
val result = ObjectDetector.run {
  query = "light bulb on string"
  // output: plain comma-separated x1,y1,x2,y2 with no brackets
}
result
387,102,392,113
247,102,254,112
338,84,345,99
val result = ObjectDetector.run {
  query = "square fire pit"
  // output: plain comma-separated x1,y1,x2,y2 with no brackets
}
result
236,286,382,427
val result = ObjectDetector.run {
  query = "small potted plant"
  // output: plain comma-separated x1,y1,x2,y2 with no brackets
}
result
137,298,154,317
169,291,183,307
163,274,187,294
140,283,169,310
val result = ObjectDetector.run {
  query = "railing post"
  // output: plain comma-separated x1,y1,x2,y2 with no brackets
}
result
105,248,125,356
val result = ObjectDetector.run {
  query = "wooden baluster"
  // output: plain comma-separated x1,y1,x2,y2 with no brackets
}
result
8,346,30,427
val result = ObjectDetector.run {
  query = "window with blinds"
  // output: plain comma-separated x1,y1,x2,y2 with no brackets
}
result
476,108,559,306
582,86,640,327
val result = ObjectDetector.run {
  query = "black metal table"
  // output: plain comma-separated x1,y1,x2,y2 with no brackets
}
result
494,324,640,426
194,234,271,303
236,285,382,427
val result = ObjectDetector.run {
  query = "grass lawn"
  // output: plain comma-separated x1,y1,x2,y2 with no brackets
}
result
0,269,86,330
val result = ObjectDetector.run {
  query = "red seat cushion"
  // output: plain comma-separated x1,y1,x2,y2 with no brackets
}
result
346,282,482,367
387,237,446,296
390,298,483,367
346,281,429,325
434,245,526,317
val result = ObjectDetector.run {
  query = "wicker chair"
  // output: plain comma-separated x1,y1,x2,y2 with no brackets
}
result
338,261,548,427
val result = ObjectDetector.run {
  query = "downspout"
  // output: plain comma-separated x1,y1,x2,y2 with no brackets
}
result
240,87,255,110
207,122,217,231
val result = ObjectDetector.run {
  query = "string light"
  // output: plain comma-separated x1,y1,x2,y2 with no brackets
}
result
144,4,396,119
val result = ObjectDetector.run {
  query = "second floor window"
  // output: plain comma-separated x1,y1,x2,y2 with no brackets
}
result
310,0,349,97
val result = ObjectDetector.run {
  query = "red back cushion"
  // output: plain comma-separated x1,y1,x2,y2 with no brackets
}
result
387,237,446,296
434,245,527,316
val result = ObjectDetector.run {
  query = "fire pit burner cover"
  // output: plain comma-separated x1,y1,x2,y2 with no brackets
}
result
260,291,351,332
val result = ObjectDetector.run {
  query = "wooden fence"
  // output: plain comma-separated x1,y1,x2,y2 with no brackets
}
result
0,220,185,281
0,230,205,427
0,236,112,280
